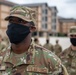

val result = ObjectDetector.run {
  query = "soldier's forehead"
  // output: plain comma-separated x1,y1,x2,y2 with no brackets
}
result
70,28,76,32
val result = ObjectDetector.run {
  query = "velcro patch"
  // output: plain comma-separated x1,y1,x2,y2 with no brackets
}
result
27,66,48,73
0,66,6,71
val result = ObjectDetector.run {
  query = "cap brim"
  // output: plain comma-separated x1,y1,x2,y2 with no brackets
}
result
5,16,12,20
5,14,32,22
5,15,36,27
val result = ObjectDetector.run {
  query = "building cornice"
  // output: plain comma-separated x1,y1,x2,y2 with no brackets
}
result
0,0,18,6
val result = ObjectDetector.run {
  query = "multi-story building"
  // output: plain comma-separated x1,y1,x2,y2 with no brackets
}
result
0,1,76,37
50,7,58,36
23,3,58,37
0,1,58,37
0,0,17,37
0,0,76,37
57,17,76,36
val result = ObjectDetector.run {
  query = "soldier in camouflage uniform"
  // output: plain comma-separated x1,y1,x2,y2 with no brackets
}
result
54,39,62,57
60,26,76,75
34,37,41,46
0,35,7,51
0,6,68,75
43,38,54,52
0,35,7,64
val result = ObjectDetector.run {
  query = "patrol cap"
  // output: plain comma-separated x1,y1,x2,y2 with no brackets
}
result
68,26,76,35
5,6,36,26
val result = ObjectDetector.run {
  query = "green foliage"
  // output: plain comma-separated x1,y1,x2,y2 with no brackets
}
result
57,33,67,37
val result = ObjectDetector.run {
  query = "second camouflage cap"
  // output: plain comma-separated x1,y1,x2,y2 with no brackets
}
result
5,6,36,25
69,26,76,35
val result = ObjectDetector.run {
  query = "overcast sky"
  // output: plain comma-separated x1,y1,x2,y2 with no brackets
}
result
7,0,76,19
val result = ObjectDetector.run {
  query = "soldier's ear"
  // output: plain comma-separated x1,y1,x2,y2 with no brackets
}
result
30,26,36,32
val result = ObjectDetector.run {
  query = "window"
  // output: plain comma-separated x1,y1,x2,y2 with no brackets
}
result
52,25,56,30
42,9,47,14
45,9,47,14
52,19,56,23
42,23,47,29
42,16,47,22
45,24,47,29
52,12,56,16
45,16,47,21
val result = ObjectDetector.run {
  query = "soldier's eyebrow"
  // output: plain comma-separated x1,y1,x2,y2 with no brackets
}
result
9,17,29,24
70,35,76,37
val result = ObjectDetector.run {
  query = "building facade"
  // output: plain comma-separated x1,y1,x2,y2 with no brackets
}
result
0,1,75,37
50,7,57,36
57,17,76,36
0,0,17,37
23,3,58,37
0,1,58,37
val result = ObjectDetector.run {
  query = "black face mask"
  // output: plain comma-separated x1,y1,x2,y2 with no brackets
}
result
70,38,76,46
6,23,30,44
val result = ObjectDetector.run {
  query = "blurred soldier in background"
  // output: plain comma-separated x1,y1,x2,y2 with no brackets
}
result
0,35,8,63
34,37,41,46
60,26,76,75
43,38,54,52
3,36,10,45
0,6,68,75
0,35,7,51
54,39,62,57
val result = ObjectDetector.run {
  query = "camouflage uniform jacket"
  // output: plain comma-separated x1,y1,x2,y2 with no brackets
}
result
54,44,62,57
0,42,6,51
43,43,54,52
0,41,68,75
60,46,76,75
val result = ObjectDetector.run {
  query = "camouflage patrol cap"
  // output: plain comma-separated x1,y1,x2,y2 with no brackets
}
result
5,6,36,26
68,26,76,35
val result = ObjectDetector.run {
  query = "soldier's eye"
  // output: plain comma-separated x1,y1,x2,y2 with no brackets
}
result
70,35,73,37
70,35,76,37
18,19,23,23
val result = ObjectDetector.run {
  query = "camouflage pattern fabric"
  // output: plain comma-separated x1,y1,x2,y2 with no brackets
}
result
54,44,62,57
5,6,37,26
0,42,7,63
68,26,76,35
0,43,4,51
60,46,76,75
43,43,54,52
0,41,7,52
0,40,68,75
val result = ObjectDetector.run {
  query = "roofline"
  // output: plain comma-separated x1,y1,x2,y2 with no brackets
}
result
49,6,58,12
0,0,18,6
59,18,76,22
21,3,48,7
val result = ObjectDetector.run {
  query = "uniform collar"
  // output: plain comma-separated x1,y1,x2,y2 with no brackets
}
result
68,46,76,57
3,39,36,66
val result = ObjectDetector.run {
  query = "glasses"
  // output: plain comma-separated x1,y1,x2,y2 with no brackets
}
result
70,35,76,37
